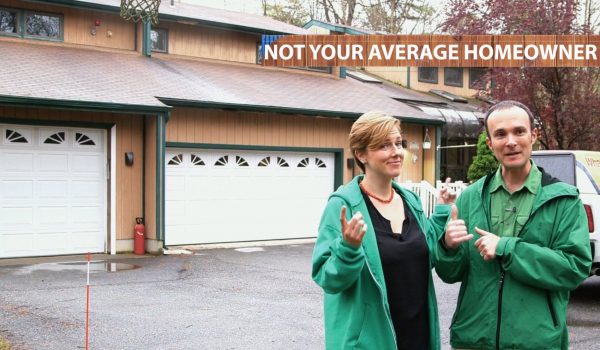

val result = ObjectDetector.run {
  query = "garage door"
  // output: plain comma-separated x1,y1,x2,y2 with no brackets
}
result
0,124,107,258
165,148,335,245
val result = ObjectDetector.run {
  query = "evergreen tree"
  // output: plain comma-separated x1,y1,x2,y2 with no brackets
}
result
467,132,498,182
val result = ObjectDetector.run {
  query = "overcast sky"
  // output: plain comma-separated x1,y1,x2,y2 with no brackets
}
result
181,0,447,16
181,0,448,33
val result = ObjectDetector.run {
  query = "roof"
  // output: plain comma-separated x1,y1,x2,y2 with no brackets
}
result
0,41,444,124
303,19,376,35
38,0,308,35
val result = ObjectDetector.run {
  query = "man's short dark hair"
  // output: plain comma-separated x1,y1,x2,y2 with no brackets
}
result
484,100,535,136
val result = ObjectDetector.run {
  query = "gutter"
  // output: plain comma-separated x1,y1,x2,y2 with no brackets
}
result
0,95,171,115
158,98,445,125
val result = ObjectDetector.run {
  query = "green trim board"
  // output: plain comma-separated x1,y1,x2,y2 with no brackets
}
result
303,19,370,35
142,20,151,57
0,95,170,115
160,98,360,119
166,142,344,189
155,112,167,242
158,98,445,125
0,116,115,129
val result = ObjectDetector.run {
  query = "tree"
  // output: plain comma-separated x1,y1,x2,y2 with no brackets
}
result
261,0,439,33
261,0,312,27
442,0,600,151
319,0,358,25
361,0,437,34
467,132,498,182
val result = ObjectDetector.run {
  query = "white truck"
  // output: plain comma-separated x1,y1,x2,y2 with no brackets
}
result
531,151,600,277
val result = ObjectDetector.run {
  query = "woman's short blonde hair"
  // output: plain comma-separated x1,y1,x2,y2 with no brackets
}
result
349,111,401,173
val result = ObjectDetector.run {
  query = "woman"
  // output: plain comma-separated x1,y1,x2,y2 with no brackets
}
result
311,111,454,350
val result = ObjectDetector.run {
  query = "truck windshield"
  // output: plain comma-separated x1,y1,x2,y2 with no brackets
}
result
531,153,576,186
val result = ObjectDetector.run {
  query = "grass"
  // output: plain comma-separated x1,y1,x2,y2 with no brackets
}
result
0,336,11,350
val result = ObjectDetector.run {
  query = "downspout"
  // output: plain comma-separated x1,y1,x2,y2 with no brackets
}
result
155,111,168,244
142,20,152,57
406,66,411,88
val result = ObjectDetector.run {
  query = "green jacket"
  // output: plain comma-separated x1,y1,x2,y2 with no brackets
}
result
436,167,592,350
312,175,450,349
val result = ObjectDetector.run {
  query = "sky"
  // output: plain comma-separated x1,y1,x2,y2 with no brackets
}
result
181,0,449,33
181,0,264,14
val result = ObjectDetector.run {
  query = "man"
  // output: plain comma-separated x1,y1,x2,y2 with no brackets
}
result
436,100,591,350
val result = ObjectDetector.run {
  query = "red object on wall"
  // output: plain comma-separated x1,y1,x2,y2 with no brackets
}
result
134,217,145,255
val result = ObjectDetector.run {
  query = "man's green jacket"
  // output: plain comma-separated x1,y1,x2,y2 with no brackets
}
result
436,167,592,350
312,175,450,349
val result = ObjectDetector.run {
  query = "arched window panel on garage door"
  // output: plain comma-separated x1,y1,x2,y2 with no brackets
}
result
41,130,66,145
74,132,98,147
277,157,289,167
235,155,249,167
258,156,271,167
315,158,327,168
191,154,205,166
168,154,184,165
215,155,229,166
297,157,309,168
3,128,31,145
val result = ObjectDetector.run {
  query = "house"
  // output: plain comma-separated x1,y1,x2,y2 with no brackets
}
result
304,19,488,181
0,0,445,258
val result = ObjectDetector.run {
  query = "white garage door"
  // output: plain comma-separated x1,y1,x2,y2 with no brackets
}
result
165,148,335,245
0,124,107,258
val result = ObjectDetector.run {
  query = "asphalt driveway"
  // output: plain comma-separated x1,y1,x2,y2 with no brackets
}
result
0,244,598,349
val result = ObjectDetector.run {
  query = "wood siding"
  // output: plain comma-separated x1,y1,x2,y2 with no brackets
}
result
423,126,437,185
1,0,135,50
154,21,259,63
365,66,480,97
166,108,435,183
0,106,145,242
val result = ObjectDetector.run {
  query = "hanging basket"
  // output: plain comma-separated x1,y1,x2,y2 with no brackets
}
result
120,0,161,25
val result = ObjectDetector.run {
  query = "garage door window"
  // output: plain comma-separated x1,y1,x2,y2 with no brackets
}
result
236,156,249,166
75,132,96,146
168,154,183,165
315,158,327,168
277,157,289,167
215,155,228,166
298,158,309,167
43,131,66,145
191,154,205,166
258,157,270,167
5,129,29,144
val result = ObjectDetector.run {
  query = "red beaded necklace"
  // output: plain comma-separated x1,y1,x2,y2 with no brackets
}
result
359,182,395,204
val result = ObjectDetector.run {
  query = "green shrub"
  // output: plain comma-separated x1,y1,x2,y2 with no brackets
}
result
467,132,499,182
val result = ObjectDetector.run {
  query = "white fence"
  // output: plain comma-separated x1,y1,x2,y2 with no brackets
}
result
397,180,468,217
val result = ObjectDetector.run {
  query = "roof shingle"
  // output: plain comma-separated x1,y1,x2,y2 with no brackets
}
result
0,41,443,123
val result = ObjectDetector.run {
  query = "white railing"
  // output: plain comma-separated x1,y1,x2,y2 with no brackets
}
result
398,180,468,217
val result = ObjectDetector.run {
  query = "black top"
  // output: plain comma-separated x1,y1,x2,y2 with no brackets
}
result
362,189,430,350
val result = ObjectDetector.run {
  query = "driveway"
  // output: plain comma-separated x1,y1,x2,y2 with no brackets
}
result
0,244,598,349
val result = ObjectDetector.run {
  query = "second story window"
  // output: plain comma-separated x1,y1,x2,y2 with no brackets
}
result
25,11,62,40
469,68,487,89
444,67,463,87
418,67,438,84
0,8,63,41
151,28,168,53
0,9,18,35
